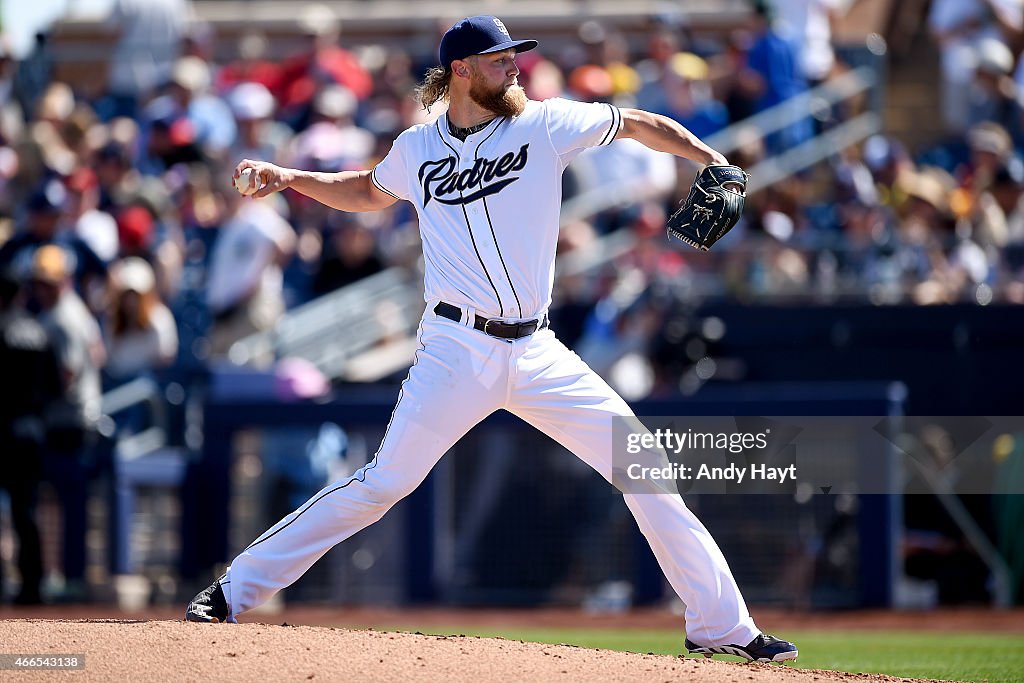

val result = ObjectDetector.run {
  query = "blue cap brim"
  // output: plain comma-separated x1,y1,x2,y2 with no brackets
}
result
477,39,538,56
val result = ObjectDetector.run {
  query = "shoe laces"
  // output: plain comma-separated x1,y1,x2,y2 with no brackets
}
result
750,633,779,648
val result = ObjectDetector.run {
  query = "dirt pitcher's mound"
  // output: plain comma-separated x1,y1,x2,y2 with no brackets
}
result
0,620,941,682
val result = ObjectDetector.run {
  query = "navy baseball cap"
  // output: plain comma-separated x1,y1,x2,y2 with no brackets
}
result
439,16,538,68
28,178,67,213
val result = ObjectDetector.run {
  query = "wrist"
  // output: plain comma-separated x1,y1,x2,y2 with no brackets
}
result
283,168,304,189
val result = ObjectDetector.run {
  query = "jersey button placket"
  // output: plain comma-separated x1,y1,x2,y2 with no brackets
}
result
463,149,487,214
459,154,497,313
459,157,475,218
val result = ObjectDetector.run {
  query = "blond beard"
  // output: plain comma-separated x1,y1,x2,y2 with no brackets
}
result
469,73,528,118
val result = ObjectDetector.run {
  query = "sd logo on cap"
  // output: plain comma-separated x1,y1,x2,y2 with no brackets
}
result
438,15,537,68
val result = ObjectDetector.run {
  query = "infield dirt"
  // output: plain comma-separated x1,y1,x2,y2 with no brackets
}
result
0,619,948,682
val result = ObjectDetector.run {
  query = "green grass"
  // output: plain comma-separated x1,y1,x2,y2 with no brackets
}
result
405,626,1024,682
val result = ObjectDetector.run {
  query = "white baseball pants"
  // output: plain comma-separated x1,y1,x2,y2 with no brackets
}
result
221,306,759,646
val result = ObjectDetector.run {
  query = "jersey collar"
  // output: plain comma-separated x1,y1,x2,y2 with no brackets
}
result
438,113,504,152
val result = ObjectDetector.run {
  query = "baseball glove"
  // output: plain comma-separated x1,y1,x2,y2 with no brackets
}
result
667,164,749,251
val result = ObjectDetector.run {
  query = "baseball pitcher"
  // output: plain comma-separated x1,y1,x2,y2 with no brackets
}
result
187,15,794,664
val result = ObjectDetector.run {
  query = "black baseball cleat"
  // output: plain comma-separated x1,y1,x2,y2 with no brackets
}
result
685,633,798,663
185,580,229,623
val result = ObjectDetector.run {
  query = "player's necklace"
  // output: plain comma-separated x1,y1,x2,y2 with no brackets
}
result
448,116,494,141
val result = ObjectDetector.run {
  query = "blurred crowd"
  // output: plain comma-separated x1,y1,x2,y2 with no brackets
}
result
2,0,1024,603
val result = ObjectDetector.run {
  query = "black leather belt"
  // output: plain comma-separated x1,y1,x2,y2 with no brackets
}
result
434,301,548,340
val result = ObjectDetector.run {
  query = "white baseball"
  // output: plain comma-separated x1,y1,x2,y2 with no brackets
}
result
234,167,263,196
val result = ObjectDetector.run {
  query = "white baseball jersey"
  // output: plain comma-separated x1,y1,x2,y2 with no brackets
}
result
371,98,622,319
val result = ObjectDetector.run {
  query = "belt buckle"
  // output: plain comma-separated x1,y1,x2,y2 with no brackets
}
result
483,318,503,338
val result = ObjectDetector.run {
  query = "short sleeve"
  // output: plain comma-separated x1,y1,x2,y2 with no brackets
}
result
371,135,411,202
544,97,622,157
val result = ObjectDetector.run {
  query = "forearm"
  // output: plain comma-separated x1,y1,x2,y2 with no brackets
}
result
617,108,727,166
286,170,387,212
238,158,397,212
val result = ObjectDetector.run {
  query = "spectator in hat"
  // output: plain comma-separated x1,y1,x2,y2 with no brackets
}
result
161,56,236,159
116,204,157,258
634,25,685,104
964,121,1015,195
26,100,78,179
205,186,296,358
276,3,372,128
971,156,1024,247
105,256,178,379
140,97,203,171
361,48,418,134
66,168,119,263
713,29,762,124
0,178,108,297
180,57,235,156
28,245,105,600
34,82,76,138
217,31,284,94
522,57,566,102
567,64,615,103
966,37,1022,139
573,21,641,99
227,82,291,165
897,167,958,252
862,134,912,208
181,19,217,64
93,140,139,213
743,0,813,152
658,52,729,139
929,0,1023,133
285,84,374,173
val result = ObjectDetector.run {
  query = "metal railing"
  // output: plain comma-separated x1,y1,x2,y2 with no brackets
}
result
228,267,423,380
101,376,165,422
99,376,169,461
706,66,879,157
745,112,880,192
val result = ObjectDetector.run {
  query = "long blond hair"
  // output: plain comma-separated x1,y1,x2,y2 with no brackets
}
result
414,65,452,111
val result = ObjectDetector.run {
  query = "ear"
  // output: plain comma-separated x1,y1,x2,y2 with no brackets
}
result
452,59,471,79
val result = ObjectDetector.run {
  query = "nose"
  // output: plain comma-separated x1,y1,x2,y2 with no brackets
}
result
508,59,519,77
